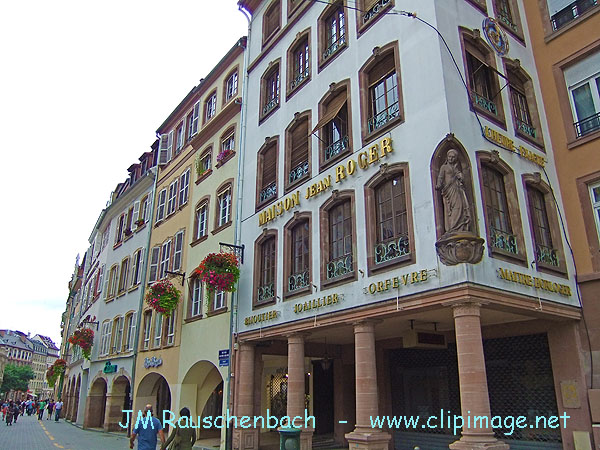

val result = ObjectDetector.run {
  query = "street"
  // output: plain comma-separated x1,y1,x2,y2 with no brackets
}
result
0,413,131,450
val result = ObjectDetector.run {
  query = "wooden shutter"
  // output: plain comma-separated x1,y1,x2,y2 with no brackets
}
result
158,134,169,165
368,52,395,85
312,89,347,134
262,144,277,187
291,118,309,169
149,247,160,283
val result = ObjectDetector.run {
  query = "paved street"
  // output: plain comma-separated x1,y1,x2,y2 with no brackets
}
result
0,414,131,450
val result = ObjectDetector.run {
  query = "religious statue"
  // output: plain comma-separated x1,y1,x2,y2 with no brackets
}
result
435,149,472,235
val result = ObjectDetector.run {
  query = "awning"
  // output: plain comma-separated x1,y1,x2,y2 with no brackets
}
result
311,91,347,135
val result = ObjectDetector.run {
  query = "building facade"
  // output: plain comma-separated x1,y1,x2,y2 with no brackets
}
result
233,1,590,450
29,338,48,398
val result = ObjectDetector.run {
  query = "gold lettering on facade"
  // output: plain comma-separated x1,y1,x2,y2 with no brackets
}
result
244,310,279,326
364,269,432,295
293,293,341,314
258,191,301,226
497,268,571,296
484,126,546,168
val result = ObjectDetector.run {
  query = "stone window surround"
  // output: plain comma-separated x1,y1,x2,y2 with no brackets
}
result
286,28,311,100
213,178,234,233
317,0,348,73
284,111,312,194
491,0,525,43
253,228,279,309
256,136,280,212
283,211,313,299
259,59,282,124
191,195,211,246
576,170,600,272
354,0,395,37
223,66,240,106
262,0,282,48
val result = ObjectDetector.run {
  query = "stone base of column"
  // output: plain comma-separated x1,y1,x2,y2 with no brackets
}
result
299,427,314,450
449,437,510,450
233,427,259,450
345,430,391,450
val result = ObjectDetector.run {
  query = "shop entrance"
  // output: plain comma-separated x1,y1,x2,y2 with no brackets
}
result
312,361,334,436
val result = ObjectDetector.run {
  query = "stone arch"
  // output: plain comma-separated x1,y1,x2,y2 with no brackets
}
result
135,372,171,427
104,375,132,431
72,374,81,421
83,376,107,429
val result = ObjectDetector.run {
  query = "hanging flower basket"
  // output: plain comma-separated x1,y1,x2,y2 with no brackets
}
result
145,279,180,316
68,328,94,361
46,359,67,388
194,252,240,300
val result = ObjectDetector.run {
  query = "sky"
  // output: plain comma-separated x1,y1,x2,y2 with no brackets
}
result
0,0,248,346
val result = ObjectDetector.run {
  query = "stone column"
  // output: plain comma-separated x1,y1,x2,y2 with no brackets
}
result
104,393,126,431
233,342,258,450
345,321,390,450
449,302,508,450
287,334,313,450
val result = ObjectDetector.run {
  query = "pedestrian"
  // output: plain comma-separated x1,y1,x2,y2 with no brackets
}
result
54,399,63,422
5,402,14,426
161,407,196,450
129,405,165,450
38,399,46,420
12,402,20,423
47,400,55,420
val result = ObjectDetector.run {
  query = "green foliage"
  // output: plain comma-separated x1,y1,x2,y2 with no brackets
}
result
0,364,35,393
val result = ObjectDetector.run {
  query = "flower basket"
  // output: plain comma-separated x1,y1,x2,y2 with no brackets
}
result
216,148,234,165
68,328,94,360
145,279,180,316
194,253,240,303
135,219,145,227
46,359,67,388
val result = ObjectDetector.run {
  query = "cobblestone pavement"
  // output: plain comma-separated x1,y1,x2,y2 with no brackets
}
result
0,413,132,450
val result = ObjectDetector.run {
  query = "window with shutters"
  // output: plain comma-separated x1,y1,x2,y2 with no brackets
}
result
187,101,200,139
193,198,209,243
158,131,173,165
100,321,111,356
115,213,126,246
159,239,172,280
148,246,160,284
196,147,213,181
124,312,136,351
318,1,347,69
173,230,184,272
262,0,281,46
359,42,403,143
153,313,163,348
190,278,202,318
156,189,167,223
254,231,277,306
287,30,310,96
216,182,233,229
137,194,149,227
166,311,176,346
167,180,178,216
284,213,311,297
314,81,352,170
320,191,357,287
217,129,236,167
257,137,278,209
356,0,395,33
461,29,506,125
285,112,311,191
118,257,129,294
131,249,143,287
125,206,134,238
179,169,190,207
261,62,280,120
477,151,527,263
142,311,152,350
111,317,124,354
204,91,217,124
107,265,119,300
224,69,239,102
492,0,524,38
175,122,185,154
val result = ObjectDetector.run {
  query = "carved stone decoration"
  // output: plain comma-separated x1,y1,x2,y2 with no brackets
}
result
431,135,484,265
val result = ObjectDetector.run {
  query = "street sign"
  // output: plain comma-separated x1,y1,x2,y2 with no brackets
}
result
219,349,230,367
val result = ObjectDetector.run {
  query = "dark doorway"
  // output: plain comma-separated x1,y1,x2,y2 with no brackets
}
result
313,361,334,435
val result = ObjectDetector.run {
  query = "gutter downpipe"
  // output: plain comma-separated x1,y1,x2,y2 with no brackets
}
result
226,8,251,450
128,166,159,437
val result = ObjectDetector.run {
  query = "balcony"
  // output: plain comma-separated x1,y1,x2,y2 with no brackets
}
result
374,235,410,265
551,0,598,30
290,69,309,89
516,119,537,139
326,254,353,280
362,0,391,25
324,135,349,162
536,244,559,267
368,102,400,133
257,283,275,303
259,182,277,203
574,112,600,137
489,227,518,255
323,35,346,60
288,270,309,292
262,96,279,116
472,92,498,115
289,161,309,184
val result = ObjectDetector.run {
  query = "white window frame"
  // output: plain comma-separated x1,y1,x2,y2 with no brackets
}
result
564,52,600,136
167,180,178,216
107,265,119,299
153,313,163,348
205,93,217,121
156,189,167,222
226,71,239,101
191,278,202,317
214,290,226,310
159,240,172,279
115,213,125,245
173,231,184,272
176,122,185,152
101,321,111,356
166,311,176,346
143,312,152,350
218,187,232,226
118,257,129,294
131,249,143,287
112,317,124,354
590,181,600,242
179,169,190,206
222,132,235,153
148,246,160,284
125,312,137,351
188,101,200,138
196,202,208,240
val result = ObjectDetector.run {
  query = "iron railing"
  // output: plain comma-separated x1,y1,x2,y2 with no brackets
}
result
473,92,498,115
259,181,277,203
327,254,353,280
368,101,400,133
516,119,537,139
374,235,410,265
288,270,309,292
574,112,600,137
551,0,597,30
536,244,559,267
257,283,275,303
289,161,309,184
324,135,349,161
263,96,279,115
323,35,346,60
490,227,518,255
497,10,518,32
362,0,391,25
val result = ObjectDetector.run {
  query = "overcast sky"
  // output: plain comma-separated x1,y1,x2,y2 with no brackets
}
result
0,0,248,346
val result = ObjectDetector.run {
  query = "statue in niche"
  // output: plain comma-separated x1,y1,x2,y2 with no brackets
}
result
435,149,472,235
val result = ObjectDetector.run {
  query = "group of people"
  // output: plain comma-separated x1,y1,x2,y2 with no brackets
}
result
130,405,196,450
0,398,63,425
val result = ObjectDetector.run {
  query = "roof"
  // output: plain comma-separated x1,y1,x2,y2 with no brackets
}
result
32,335,59,351
0,331,33,351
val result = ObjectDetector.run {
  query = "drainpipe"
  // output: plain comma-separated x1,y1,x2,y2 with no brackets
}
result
226,8,252,450
128,166,159,436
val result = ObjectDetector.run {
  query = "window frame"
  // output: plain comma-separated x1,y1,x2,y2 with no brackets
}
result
148,246,160,284
217,127,236,167
153,312,163,349
179,168,190,207
111,316,124,355
204,90,218,124
107,265,119,300
253,229,278,308
286,28,311,98
591,180,600,246
491,0,525,42
260,59,281,122
172,230,185,272
165,311,176,346
256,136,279,211
142,311,152,350
159,239,173,280
214,180,234,232
224,68,239,104
262,0,281,47
285,111,312,193
187,101,200,140
283,212,312,299
318,0,348,71
189,277,203,318
156,189,167,223
124,311,137,352
118,257,129,294
192,196,210,244
167,179,179,216
196,147,213,182
355,0,395,36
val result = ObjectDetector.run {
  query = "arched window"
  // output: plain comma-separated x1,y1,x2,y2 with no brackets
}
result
257,137,279,209
254,230,278,306
285,112,311,191
284,213,311,297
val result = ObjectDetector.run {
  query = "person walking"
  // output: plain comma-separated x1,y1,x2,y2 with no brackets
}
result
4,402,12,426
129,405,165,450
54,399,63,422
47,400,55,420
12,402,20,423
38,399,46,420
161,407,196,450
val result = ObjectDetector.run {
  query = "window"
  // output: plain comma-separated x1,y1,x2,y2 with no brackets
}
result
506,62,543,145
288,0,305,16
159,239,172,280
261,63,280,118
319,1,346,67
187,101,200,139
194,200,209,241
590,182,600,241
218,130,236,166
100,321,111,356
118,257,129,294
125,206,134,237
357,0,395,32
156,189,167,222
527,187,557,266
158,131,173,165
263,0,281,45
359,43,402,142
492,0,524,38
124,312,136,351
115,213,126,245
166,312,176,346
564,51,600,137
173,231,184,272
288,32,310,93
255,233,276,305
143,311,152,350
257,138,278,208
205,92,217,123
213,291,226,310
225,71,238,102
190,278,202,317
153,313,163,348
111,317,124,354
175,122,185,153
217,184,232,228
179,169,190,206
196,149,212,180
107,265,119,299
548,0,598,31
167,179,178,216
314,81,351,169
131,249,143,287
148,246,160,283
139,195,150,226
286,218,310,295
286,112,311,190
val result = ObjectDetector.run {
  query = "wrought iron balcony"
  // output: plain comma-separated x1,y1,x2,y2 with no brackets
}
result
289,161,309,184
262,96,279,115
536,244,559,267
574,112,600,137
257,283,275,302
362,0,391,25
374,235,410,265
327,254,353,280
324,135,349,162
497,11,518,32
489,227,518,255
290,69,309,89
472,92,498,116
368,102,400,133
288,270,309,292
551,0,597,30
516,119,537,139
259,182,277,203
323,35,346,60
